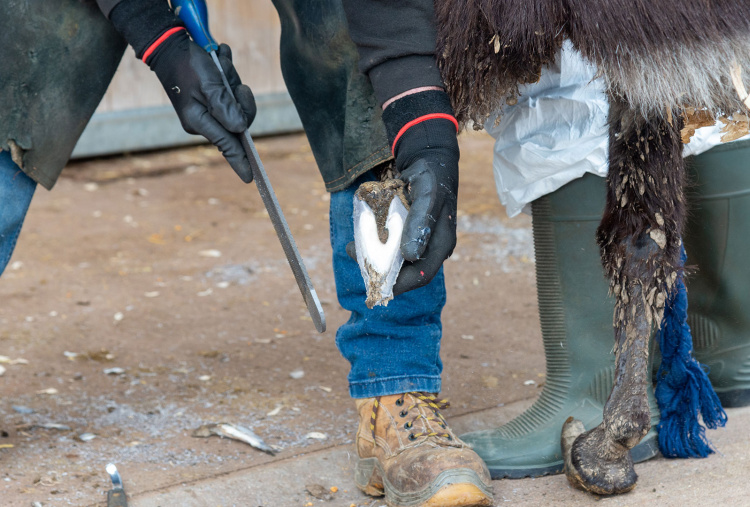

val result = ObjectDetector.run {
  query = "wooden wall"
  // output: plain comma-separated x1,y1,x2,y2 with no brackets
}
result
97,0,286,113
74,1,299,157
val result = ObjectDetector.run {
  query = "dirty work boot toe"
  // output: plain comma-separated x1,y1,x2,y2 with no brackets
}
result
355,393,493,507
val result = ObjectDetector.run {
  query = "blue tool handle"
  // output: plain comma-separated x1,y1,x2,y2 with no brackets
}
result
170,0,219,52
170,0,232,98
170,0,251,183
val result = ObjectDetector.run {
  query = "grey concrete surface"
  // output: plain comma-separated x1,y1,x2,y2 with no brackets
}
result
132,402,750,507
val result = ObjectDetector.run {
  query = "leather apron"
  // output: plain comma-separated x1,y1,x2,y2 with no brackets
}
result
273,0,391,192
0,0,126,189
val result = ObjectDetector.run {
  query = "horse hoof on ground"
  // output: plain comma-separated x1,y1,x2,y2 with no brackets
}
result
561,417,638,495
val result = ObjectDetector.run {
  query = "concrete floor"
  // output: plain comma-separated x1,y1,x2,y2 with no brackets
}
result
134,402,750,507
1,132,744,506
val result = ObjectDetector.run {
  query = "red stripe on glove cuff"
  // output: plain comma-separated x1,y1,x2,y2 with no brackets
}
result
141,26,186,63
391,113,459,155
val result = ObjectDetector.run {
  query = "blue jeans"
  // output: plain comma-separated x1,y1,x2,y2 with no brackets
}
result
0,151,36,276
330,173,447,398
1,155,445,398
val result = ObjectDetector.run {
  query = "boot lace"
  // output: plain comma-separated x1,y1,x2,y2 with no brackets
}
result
371,392,452,441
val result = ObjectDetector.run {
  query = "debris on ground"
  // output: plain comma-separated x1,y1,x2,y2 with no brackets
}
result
65,349,115,362
0,355,29,364
17,423,72,432
34,471,61,487
192,423,276,455
198,249,222,258
266,405,283,416
305,483,333,501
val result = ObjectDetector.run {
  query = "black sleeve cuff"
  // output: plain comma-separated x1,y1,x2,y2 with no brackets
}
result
381,90,455,145
108,0,181,59
368,55,445,106
381,90,458,169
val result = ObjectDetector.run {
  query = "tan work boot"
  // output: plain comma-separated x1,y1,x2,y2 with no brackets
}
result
354,393,494,507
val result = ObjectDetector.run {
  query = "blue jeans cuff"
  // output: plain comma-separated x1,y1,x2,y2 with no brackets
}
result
349,375,442,399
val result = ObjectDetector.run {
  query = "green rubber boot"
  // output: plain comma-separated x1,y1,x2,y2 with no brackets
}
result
462,173,659,479
684,140,750,408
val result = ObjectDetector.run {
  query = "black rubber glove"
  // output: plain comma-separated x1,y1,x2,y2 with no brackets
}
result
383,90,460,296
108,0,256,179
149,36,257,179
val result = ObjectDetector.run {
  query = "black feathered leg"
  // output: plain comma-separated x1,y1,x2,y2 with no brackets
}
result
562,95,686,495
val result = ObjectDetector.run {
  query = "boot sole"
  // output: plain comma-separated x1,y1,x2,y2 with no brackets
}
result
716,388,750,408
486,427,660,479
355,457,494,507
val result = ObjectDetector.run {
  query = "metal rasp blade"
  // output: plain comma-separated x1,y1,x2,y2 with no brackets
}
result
239,127,326,333
208,53,326,333
170,0,325,333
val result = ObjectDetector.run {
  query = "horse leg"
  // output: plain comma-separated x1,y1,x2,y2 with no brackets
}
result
562,95,686,495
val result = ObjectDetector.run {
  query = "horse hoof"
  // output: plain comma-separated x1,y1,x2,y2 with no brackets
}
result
561,417,638,495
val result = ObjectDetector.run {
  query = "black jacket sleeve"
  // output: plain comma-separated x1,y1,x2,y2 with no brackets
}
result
96,0,181,59
342,0,445,106
96,0,125,18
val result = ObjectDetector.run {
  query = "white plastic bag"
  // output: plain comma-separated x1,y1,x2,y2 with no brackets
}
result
487,40,749,217
486,40,609,217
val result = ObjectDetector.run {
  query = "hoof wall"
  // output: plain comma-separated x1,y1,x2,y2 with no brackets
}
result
562,417,638,495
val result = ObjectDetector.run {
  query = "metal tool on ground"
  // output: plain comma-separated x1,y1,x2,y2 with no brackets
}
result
170,0,326,333
105,463,128,507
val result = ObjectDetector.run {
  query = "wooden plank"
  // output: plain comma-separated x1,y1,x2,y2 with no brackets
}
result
97,0,285,113
73,92,302,158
